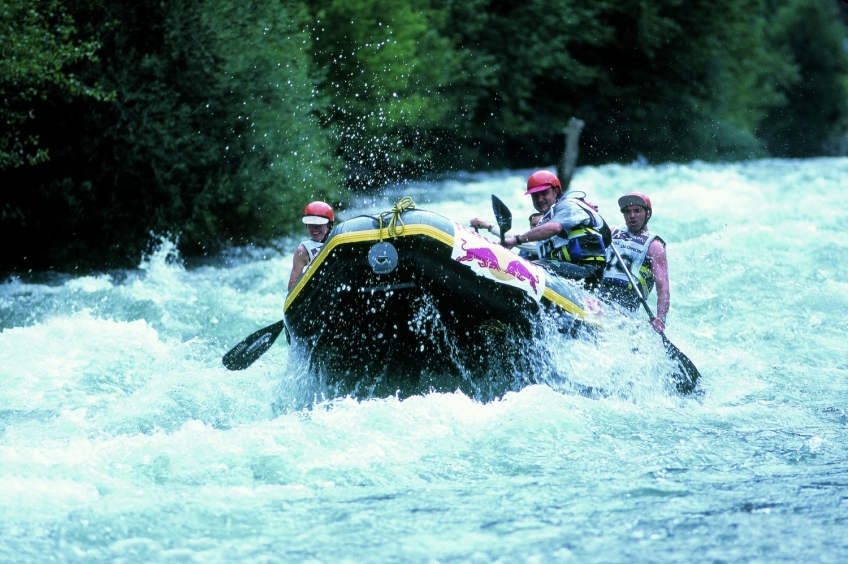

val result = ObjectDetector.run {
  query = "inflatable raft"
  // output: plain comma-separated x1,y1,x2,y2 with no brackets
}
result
283,199,603,399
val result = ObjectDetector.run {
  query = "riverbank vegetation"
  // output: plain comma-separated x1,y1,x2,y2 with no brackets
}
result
3,0,847,270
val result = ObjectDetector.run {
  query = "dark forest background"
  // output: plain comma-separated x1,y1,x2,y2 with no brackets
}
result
3,0,848,271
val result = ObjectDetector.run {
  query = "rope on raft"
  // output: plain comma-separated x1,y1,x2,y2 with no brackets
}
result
378,196,416,241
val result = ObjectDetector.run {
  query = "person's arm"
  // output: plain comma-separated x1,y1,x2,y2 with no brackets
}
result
516,241,538,254
287,244,310,291
505,221,561,248
505,200,583,248
647,239,669,333
470,217,500,236
471,218,535,253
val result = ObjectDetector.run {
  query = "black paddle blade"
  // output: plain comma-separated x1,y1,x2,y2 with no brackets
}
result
222,319,287,370
608,242,702,394
491,194,512,243
662,335,701,394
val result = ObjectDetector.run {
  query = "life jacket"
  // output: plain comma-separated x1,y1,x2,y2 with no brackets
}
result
602,228,665,297
300,239,323,265
537,198,610,266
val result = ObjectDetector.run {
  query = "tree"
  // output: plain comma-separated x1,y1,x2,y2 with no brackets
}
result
305,0,460,189
1,0,344,271
0,0,109,170
428,0,797,166
759,0,848,157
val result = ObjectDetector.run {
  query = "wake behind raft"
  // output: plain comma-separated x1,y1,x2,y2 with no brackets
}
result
223,198,699,400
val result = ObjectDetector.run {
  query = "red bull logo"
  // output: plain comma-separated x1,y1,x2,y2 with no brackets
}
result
456,238,502,271
583,295,604,315
505,260,539,294
454,236,542,296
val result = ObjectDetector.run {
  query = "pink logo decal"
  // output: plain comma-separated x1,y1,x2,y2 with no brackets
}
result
505,260,539,294
456,238,502,271
583,295,603,315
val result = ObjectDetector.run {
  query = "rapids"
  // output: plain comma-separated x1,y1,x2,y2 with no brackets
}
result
2,158,847,562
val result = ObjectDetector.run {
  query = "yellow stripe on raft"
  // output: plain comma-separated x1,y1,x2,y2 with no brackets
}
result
542,287,585,317
285,225,453,307
285,223,593,324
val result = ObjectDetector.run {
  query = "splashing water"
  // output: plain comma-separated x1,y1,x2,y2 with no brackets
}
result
2,158,848,562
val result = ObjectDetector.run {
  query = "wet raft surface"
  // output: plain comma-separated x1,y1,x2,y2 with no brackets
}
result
284,208,590,399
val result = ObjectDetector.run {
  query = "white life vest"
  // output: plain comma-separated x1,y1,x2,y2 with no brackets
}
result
603,229,663,296
301,239,323,265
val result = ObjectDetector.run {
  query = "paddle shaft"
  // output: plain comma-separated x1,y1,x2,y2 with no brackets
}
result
607,240,701,392
608,241,658,322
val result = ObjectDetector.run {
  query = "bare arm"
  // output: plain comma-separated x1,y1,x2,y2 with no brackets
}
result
647,239,669,333
505,221,562,248
287,244,310,291
470,217,492,230
470,216,502,237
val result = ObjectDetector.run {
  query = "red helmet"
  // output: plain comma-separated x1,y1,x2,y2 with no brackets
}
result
618,191,652,212
302,201,334,225
525,170,562,196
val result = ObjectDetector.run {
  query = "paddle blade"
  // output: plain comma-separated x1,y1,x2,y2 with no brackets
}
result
222,319,287,370
491,195,512,242
662,335,701,394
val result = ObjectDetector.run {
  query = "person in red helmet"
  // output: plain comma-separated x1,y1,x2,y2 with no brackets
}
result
503,170,610,289
600,192,669,333
287,201,335,291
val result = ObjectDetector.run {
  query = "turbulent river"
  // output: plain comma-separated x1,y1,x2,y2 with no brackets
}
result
2,158,847,563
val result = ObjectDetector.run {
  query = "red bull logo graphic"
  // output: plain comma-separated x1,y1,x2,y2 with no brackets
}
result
505,260,539,294
583,294,604,315
456,239,502,271
453,233,542,297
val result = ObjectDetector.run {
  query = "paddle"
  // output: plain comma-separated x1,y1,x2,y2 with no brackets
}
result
222,319,287,370
491,194,512,245
607,242,701,393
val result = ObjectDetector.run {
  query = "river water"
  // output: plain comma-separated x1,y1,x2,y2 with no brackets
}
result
2,158,847,562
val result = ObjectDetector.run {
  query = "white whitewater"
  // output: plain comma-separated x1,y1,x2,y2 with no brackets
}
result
1,158,847,562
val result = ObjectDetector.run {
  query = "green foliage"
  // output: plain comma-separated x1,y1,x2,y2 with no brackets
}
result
0,0,109,169
430,0,799,166
429,0,618,168
2,0,344,270
306,0,460,188
3,0,848,271
759,0,848,157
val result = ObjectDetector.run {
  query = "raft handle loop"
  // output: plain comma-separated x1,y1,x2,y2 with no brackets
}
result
378,196,416,242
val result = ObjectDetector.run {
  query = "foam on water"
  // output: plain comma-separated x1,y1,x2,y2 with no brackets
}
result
2,158,848,562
